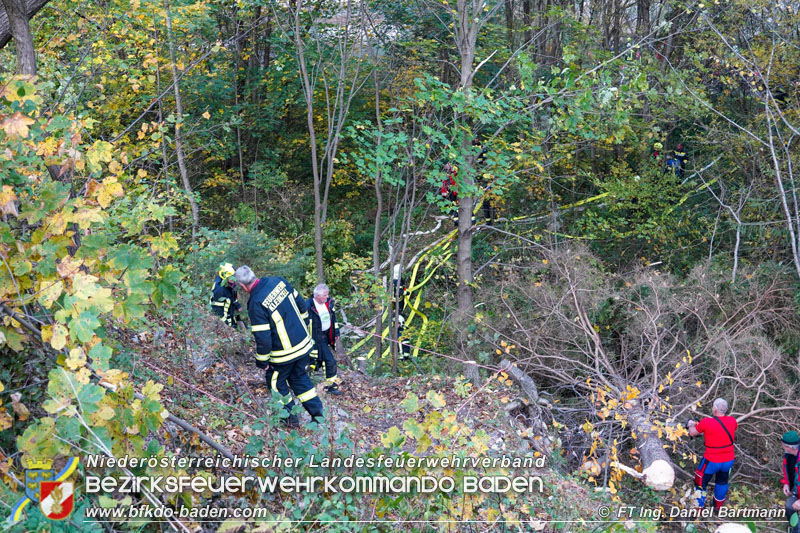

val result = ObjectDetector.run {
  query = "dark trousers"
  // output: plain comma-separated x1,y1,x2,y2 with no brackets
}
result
316,337,338,383
397,324,411,357
265,354,323,420
787,496,799,532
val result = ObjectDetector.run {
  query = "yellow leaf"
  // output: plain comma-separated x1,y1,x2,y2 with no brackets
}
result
142,380,164,399
66,348,87,370
95,405,115,421
96,176,123,208
0,409,11,431
50,324,68,350
57,256,83,279
75,367,91,384
36,279,64,309
1,112,35,138
0,185,18,217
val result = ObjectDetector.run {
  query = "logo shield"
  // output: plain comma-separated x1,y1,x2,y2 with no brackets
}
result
24,467,54,502
39,481,74,521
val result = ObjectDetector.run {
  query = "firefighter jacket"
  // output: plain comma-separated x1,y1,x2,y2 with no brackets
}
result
210,276,240,327
306,296,339,348
247,277,313,365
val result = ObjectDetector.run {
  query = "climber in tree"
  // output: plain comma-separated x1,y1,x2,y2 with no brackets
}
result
210,263,240,328
441,162,459,227
688,398,737,511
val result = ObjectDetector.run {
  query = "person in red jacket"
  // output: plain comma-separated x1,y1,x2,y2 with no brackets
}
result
780,431,800,532
688,398,737,510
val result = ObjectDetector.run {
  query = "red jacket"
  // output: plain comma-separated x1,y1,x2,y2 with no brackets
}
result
441,165,458,199
696,416,737,462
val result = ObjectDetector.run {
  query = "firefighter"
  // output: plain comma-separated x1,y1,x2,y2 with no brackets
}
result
441,163,459,227
210,263,240,328
673,143,687,178
235,265,323,427
306,284,344,396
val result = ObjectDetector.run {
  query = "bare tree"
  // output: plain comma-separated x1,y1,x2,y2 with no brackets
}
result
476,244,800,490
163,0,200,241
446,0,502,382
288,0,371,282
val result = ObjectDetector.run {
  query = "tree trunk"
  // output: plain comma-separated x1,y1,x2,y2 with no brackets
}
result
372,69,383,359
455,0,480,383
163,0,199,241
2,0,71,183
153,15,173,232
293,0,325,283
626,406,675,490
521,0,532,45
504,0,514,49
636,0,650,36
1,0,36,74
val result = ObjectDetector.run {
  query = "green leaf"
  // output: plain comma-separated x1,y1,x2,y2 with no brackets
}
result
380,426,405,448
89,343,112,371
69,311,101,342
244,435,264,455
426,390,446,408
400,393,420,413
76,383,104,414
403,418,425,440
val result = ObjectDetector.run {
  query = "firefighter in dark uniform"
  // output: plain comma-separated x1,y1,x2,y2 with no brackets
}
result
234,265,323,427
306,284,344,396
674,143,687,178
210,263,240,328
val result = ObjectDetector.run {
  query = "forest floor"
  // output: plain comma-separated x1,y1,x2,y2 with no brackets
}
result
109,310,768,532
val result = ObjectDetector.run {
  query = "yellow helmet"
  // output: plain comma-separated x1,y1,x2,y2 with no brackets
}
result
218,263,235,281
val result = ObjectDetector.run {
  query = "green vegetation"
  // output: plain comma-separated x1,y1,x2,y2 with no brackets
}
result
1,0,799,530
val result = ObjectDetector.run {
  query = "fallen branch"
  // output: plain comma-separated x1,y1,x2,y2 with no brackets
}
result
499,360,553,452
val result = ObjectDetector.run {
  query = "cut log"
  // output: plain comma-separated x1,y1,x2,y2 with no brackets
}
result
626,406,675,490
714,525,752,533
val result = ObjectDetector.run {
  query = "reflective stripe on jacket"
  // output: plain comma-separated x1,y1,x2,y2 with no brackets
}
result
210,276,238,326
247,277,312,364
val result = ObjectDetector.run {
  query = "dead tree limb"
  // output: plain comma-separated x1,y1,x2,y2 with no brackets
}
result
500,359,552,452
